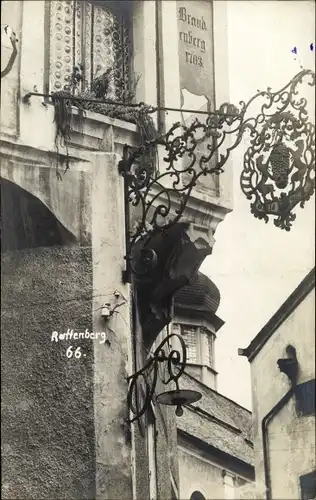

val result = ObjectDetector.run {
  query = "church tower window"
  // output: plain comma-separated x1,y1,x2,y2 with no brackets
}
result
181,325,197,363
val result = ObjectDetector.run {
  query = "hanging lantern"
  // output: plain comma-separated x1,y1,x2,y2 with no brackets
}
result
156,388,202,417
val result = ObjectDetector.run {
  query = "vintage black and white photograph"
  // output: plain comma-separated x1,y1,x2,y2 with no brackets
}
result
1,0,315,499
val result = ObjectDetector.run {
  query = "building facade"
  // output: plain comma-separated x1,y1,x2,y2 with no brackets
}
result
1,1,235,499
239,268,316,500
173,273,255,499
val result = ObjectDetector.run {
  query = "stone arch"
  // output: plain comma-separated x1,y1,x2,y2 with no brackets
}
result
1,178,76,251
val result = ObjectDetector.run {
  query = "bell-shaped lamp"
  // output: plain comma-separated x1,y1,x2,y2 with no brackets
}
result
156,389,202,417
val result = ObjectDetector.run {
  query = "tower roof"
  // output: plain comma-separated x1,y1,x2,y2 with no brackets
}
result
174,271,221,319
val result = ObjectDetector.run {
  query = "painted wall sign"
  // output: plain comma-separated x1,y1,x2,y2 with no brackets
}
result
177,0,215,103
177,1,218,197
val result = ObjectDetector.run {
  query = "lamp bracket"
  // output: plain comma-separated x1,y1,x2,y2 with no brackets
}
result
126,333,186,426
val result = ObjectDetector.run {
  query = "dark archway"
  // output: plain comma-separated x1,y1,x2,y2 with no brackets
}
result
0,178,76,252
190,491,206,500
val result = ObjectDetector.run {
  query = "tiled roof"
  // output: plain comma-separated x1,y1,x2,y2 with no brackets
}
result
174,272,221,316
177,372,254,466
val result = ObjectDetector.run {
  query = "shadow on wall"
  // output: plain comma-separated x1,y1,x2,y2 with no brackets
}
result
0,178,76,252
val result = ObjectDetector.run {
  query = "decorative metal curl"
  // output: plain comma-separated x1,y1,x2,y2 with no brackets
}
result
240,72,315,230
126,333,186,425
119,70,315,280
1,26,18,79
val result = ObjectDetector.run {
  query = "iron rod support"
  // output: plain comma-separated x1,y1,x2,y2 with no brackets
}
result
21,91,239,117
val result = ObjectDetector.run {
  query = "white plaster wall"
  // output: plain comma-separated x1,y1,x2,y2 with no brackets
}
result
0,0,23,137
0,153,91,242
160,1,182,130
250,289,316,499
19,1,57,150
212,0,233,210
91,152,134,500
178,446,254,499
132,0,157,123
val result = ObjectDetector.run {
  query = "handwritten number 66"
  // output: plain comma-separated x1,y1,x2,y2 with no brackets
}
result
66,346,82,359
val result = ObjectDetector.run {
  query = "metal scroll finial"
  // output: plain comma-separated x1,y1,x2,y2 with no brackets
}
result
1,25,18,78
119,70,315,280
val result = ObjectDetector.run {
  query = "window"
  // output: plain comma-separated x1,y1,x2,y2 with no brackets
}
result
181,326,197,363
47,0,132,97
295,379,315,416
205,334,214,368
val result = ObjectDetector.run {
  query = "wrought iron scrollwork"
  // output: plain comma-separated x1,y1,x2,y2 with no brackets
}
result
126,333,187,426
240,71,315,230
119,70,315,279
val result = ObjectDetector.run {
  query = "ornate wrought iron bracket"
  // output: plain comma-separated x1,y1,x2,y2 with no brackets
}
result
119,69,315,283
126,332,201,429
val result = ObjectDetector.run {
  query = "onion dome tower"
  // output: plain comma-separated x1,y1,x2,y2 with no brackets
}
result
172,271,224,390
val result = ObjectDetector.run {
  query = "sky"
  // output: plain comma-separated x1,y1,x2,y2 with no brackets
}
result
201,0,315,410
